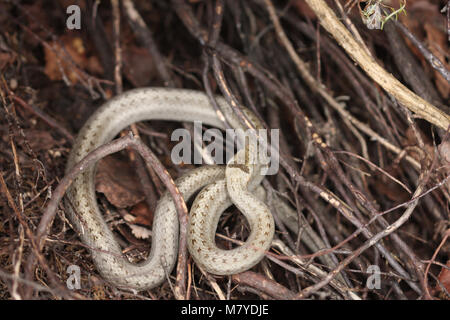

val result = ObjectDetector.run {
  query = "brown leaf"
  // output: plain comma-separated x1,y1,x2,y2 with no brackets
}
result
434,260,450,298
0,52,15,70
95,156,145,208
44,35,103,83
23,129,59,152
130,201,154,227
122,45,156,87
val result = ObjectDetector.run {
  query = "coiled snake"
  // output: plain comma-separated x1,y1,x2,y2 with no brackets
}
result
65,88,275,290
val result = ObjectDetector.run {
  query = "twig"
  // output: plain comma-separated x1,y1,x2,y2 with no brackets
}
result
393,20,450,83
111,0,122,95
0,267,80,299
333,150,412,194
264,0,421,170
264,0,422,295
303,0,450,129
8,93,74,143
384,21,443,108
173,0,423,295
232,271,297,300
298,173,428,299
423,229,450,299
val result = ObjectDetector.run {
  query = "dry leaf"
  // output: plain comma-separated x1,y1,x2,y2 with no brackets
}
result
130,201,154,227
123,46,156,87
95,156,145,208
92,285,106,300
44,35,103,84
434,260,450,298
362,3,383,30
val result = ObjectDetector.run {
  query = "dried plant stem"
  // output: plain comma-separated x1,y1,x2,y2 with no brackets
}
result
232,271,297,300
264,0,422,295
123,0,175,87
303,0,450,130
111,0,122,95
264,0,421,170
298,173,427,299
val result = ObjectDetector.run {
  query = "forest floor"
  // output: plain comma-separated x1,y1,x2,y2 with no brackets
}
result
0,0,449,300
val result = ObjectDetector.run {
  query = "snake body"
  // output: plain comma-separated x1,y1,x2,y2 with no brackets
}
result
65,88,274,290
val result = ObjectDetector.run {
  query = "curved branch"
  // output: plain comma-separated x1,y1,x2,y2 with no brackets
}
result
304,0,450,130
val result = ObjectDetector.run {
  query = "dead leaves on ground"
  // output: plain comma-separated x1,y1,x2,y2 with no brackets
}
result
44,34,103,84
95,155,154,240
96,156,146,208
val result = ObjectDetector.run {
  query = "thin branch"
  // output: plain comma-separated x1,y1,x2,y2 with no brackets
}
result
303,0,450,129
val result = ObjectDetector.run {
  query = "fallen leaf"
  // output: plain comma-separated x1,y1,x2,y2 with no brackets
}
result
92,285,106,300
123,45,156,87
434,260,450,298
130,201,154,227
116,224,148,245
44,34,103,84
95,156,145,208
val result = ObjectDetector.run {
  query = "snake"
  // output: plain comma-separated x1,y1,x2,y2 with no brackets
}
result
65,87,275,290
